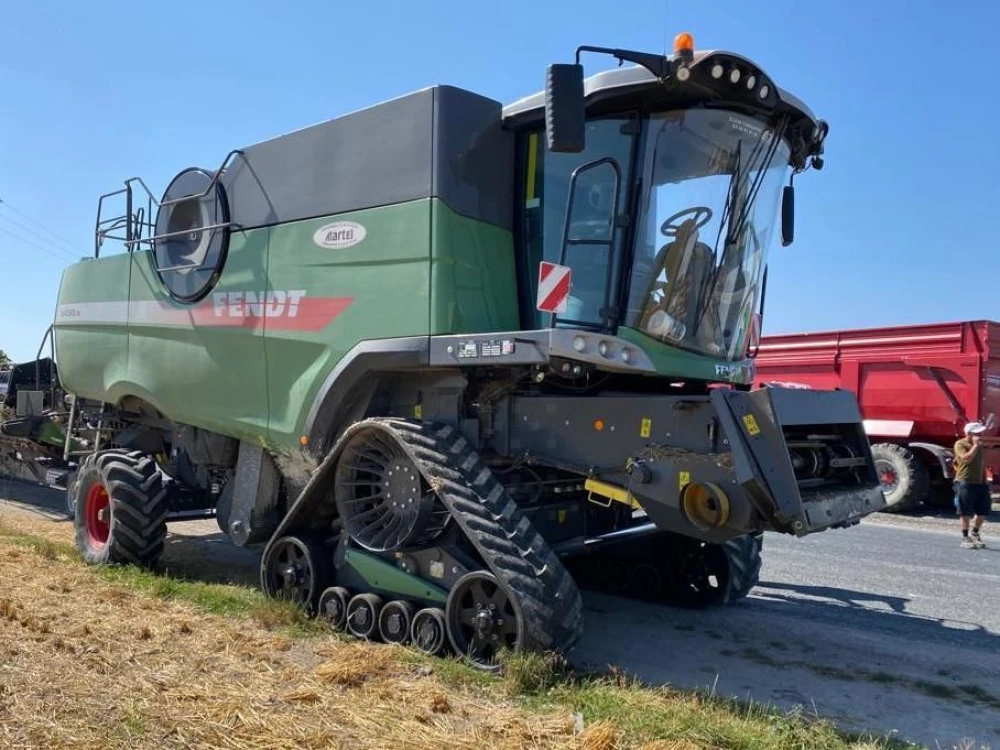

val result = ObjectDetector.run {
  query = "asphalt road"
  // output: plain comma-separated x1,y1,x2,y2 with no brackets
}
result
2,477,999,749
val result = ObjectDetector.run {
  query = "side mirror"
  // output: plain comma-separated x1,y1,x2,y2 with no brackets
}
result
545,63,586,153
781,184,794,246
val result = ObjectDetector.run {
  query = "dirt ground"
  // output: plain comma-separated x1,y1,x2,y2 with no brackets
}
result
2,477,999,749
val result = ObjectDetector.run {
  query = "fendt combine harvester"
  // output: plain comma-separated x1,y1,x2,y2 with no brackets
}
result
8,33,886,668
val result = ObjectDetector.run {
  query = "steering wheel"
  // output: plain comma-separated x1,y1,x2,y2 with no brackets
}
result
660,206,713,237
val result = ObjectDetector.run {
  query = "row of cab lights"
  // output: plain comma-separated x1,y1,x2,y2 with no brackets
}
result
572,333,636,364
673,31,771,101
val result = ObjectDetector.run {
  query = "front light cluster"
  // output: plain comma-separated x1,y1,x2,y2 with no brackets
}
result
709,61,770,101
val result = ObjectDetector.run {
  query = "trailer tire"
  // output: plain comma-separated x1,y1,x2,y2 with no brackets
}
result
871,443,928,512
73,449,169,569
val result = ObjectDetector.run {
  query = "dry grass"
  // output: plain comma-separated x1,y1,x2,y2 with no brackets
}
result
0,504,922,750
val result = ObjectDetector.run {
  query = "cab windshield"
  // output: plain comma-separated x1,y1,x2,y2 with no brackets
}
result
626,109,790,361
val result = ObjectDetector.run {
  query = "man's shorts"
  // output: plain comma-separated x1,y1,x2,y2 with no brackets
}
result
956,481,992,516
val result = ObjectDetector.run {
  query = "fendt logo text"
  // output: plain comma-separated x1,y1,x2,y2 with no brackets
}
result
212,290,307,318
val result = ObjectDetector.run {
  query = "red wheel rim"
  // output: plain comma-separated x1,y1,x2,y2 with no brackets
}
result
85,483,111,547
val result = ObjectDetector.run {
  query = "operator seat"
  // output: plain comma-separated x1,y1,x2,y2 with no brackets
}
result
636,217,714,341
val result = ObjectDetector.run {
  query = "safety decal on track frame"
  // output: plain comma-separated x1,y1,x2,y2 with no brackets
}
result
742,413,761,436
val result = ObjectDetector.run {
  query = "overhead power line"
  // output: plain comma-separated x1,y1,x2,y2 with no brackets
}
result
0,225,80,264
0,197,87,256
0,211,81,260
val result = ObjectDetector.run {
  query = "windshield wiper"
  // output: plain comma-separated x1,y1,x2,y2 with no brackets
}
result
694,120,787,350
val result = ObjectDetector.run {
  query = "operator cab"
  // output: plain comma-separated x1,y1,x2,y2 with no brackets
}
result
505,33,827,378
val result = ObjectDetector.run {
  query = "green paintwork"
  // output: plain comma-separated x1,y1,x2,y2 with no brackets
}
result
34,418,87,451
616,326,755,385
128,227,271,442
344,548,449,604
52,252,130,401
263,199,432,447
53,198,523,452
429,201,520,335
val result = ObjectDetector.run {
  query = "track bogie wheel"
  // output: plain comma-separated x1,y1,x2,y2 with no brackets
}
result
72,449,169,569
346,593,384,640
378,600,416,645
445,571,524,670
261,536,329,615
410,608,448,657
317,586,351,630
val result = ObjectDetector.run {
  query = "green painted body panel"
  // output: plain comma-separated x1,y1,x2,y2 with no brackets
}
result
616,327,755,385
53,253,131,401
344,548,449,604
429,202,519,334
263,200,433,447
126,229,270,442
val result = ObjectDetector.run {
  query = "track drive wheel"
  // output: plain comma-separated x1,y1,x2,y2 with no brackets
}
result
410,608,448,656
261,536,329,614
446,571,523,671
72,449,169,569
667,533,762,608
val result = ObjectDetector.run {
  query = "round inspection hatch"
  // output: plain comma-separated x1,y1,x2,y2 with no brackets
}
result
152,167,231,303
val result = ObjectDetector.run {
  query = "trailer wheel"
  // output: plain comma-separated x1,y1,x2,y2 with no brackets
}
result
871,443,928,512
72,450,169,568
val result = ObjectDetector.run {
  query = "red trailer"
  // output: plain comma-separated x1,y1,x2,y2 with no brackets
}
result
753,320,1000,512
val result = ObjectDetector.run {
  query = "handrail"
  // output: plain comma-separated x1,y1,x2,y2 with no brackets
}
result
93,149,245,259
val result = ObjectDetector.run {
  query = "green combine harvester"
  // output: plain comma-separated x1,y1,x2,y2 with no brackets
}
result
13,33,885,668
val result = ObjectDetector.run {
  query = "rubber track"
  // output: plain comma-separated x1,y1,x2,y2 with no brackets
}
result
720,533,762,604
88,449,170,567
374,419,585,655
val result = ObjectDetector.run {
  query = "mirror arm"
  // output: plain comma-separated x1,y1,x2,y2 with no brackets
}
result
574,45,672,80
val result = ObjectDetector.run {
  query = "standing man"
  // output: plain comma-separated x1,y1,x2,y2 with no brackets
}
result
954,422,991,549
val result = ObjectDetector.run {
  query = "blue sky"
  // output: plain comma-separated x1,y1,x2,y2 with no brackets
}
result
1,0,996,362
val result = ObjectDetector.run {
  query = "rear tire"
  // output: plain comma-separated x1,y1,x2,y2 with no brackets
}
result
72,450,169,568
871,443,928,512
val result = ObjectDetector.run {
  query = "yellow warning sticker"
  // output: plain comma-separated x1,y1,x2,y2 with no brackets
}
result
414,404,423,419
742,413,760,435
640,417,652,438
557,509,567,524
679,470,691,489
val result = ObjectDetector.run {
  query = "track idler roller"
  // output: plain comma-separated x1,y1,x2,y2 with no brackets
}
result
318,586,351,630
346,593,384,640
261,536,329,614
378,600,416,645
410,608,449,656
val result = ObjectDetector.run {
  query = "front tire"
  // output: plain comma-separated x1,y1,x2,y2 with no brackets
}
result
72,450,169,568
